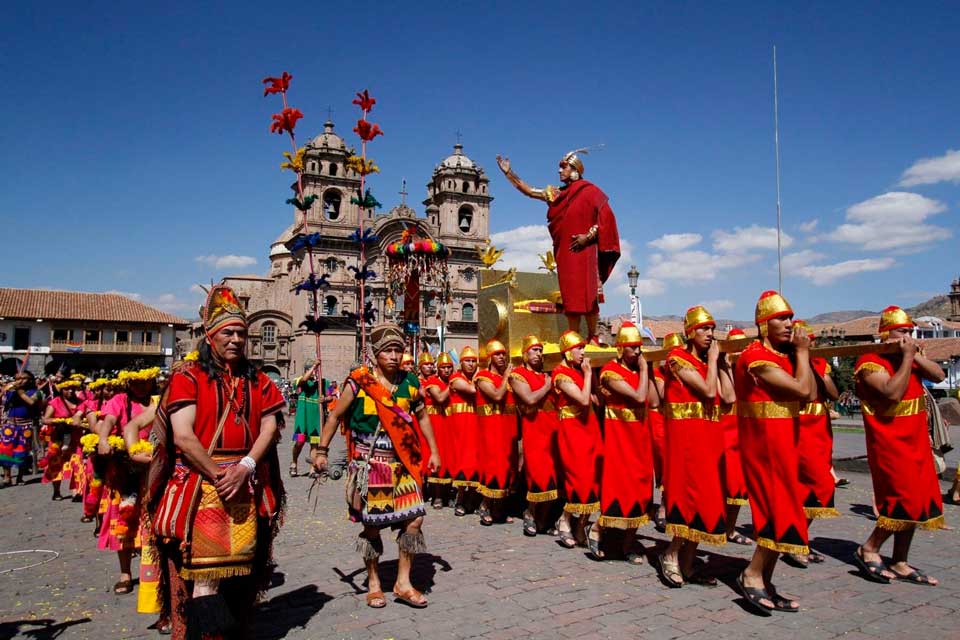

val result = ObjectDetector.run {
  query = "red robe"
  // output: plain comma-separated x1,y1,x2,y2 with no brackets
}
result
598,360,652,529
663,348,726,545
475,368,519,499
423,375,452,485
447,371,479,489
552,363,601,514
735,341,809,554
797,357,840,518
546,180,620,314
510,367,559,502
855,354,944,531
720,403,748,506
647,367,666,488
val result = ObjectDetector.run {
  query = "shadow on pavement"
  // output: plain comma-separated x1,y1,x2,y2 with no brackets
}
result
252,584,332,640
849,503,878,520
333,553,452,595
0,617,91,639
809,535,860,567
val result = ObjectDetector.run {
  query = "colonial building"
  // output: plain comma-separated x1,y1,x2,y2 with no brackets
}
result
0,288,188,375
220,121,491,382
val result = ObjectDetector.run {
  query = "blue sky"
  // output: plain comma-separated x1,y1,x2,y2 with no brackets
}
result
2,2,958,323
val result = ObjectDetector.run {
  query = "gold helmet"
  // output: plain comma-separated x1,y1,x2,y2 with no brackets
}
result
615,321,644,347
485,339,507,356
559,330,586,360
755,290,793,337
879,306,914,336
560,149,585,175
418,351,434,365
521,334,543,354
401,352,414,366
684,305,716,338
727,327,747,339
459,346,478,362
662,332,684,350
436,352,454,366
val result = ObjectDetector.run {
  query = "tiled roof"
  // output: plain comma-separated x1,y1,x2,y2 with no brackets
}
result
0,288,190,326
809,315,960,338
922,337,960,363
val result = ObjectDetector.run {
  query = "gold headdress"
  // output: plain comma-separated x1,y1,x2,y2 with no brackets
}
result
521,334,543,354
684,306,715,338
202,285,247,337
755,290,793,337
559,330,586,358
418,352,435,366
662,332,684,350
485,339,507,356
879,306,914,335
459,346,478,362
119,367,161,383
436,352,454,366
615,321,644,347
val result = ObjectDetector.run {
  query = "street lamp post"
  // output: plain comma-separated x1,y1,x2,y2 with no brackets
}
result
627,265,641,332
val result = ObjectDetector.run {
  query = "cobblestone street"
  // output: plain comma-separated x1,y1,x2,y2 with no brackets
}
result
2,430,959,640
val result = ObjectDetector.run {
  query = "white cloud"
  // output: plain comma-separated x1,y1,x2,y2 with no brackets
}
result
148,293,197,314
647,251,759,282
712,225,792,254
195,254,257,270
796,258,896,285
898,149,960,187
697,298,735,314
647,233,702,252
489,225,554,273
829,191,950,251
798,219,818,233
781,249,825,271
189,284,207,295
104,290,142,300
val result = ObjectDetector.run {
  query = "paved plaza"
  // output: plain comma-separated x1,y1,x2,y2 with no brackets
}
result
1,429,959,640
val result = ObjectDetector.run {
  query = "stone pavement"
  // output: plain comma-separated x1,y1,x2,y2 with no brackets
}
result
1,431,959,640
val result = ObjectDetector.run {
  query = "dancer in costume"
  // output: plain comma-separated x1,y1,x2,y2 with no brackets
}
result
148,285,286,639
496,151,620,344
97,367,159,594
734,291,814,614
647,332,683,532
313,322,441,610
41,378,83,500
290,361,330,477
476,339,518,525
782,321,840,568
852,306,945,586
588,322,651,563
658,307,733,588
401,352,416,373
448,346,481,515
417,352,435,384
60,376,90,501
552,330,602,548
423,352,453,508
720,328,751,546
0,370,40,487
79,379,112,526
509,335,560,537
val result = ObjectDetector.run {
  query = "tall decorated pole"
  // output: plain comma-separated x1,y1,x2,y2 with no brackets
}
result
346,90,383,363
263,72,326,379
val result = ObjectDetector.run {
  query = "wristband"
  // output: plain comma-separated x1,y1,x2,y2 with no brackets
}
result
316,445,330,455
239,456,256,473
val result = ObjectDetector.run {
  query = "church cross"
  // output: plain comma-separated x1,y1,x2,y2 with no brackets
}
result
327,106,334,121
455,129,462,145
399,178,408,205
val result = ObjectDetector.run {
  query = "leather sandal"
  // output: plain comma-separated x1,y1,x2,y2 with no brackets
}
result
522,516,538,537
737,572,773,616
657,553,683,588
365,591,387,608
113,579,134,595
853,547,891,584
393,587,428,608
585,523,605,560
892,567,937,586
557,530,577,549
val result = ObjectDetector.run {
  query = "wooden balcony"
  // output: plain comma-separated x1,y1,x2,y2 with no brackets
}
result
50,340,163,354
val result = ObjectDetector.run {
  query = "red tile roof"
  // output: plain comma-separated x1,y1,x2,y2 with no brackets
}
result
0,288,189,326
922,337,960,363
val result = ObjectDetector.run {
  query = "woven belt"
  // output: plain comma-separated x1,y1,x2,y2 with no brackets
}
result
662,402,719,421
862,396,925,418
448,403,475,414
604,406,644,422
737,400,800,419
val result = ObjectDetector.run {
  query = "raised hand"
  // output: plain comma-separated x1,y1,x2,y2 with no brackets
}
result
791,325,811,350
496,155,511,174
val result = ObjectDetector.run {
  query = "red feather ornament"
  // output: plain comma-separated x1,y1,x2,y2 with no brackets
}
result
353,120,383,141
352,89,376,112
270,107,304,135
262,72,293,96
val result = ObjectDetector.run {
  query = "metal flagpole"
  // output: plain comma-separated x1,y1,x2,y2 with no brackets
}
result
773,45,784,294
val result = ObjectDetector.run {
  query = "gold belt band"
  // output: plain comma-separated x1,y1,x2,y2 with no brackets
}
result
862,396,925,418
663,402,718,421
604,406,643,422
426,406,443,415
448,403,475,414
558,406,586,419
477,405,501,417
800,402,827,416
738,400,800,419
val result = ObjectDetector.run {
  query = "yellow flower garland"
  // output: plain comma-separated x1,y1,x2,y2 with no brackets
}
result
80,433,100,454
128,440,153,456
107,435,126,451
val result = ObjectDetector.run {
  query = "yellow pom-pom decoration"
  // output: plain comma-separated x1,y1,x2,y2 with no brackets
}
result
89,478,103,488
128,440,154,456
107,435,126,451
80,433,100,454
183,350,199,362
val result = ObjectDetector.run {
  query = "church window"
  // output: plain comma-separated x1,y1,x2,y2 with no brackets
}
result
323,190,341,221
323,295,338,316
329,163,338,176
325,257,338,273
463,181,470,193
262,323,276,345
309,162,317,172
457,205,473,233
462,303,475,322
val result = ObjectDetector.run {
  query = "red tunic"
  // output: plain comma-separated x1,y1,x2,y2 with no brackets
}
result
552,363,601,514
476,368,519,499
720,403,748,505
663,348,726,545
447,371,479,488
546,180,620,314
797,358,840,519
509,367,559,502
423,375,451,485
598,360,652,529
855,354,944,531
647,367,666,487
735,341,809,554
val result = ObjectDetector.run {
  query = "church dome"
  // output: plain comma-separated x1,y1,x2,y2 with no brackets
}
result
439,144,477,172
269,241,290,259
308,121,348,154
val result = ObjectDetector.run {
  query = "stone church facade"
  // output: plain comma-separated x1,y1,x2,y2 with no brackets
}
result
221,121,491,383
